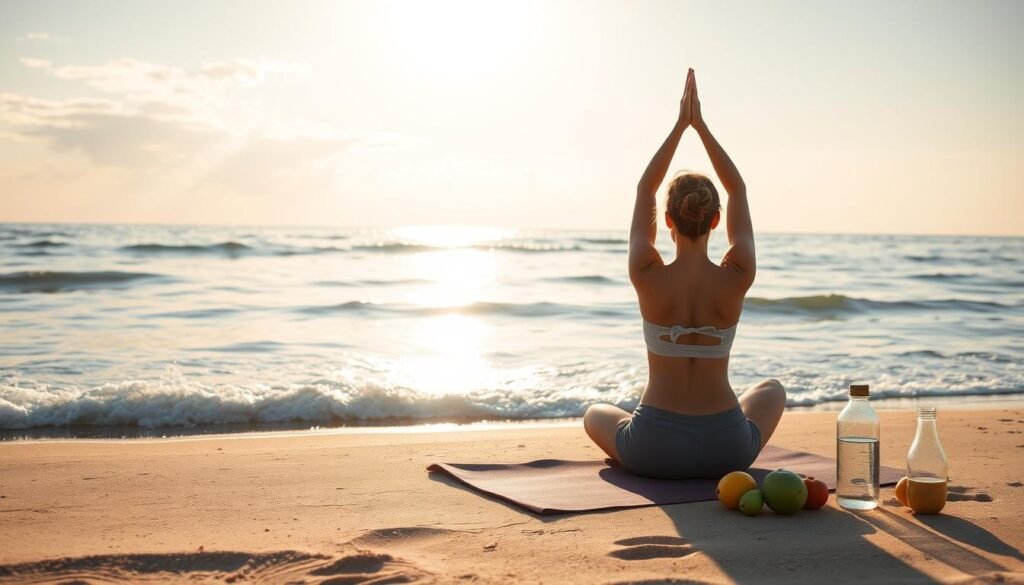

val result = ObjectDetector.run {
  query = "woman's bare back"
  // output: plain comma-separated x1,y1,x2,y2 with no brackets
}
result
636,252,747,415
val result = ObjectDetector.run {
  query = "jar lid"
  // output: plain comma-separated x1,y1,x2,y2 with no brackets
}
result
849,384,870,397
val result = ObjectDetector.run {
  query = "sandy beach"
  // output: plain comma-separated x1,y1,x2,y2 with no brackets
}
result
3,1,1022,582
1,407,1022,583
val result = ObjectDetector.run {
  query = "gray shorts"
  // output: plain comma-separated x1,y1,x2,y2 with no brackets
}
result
615,403,763,479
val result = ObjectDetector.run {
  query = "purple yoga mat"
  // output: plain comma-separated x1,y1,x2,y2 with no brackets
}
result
428,445,904,514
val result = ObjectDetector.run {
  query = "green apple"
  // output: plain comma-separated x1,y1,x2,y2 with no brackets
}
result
762,469,808,514
739,489,764,516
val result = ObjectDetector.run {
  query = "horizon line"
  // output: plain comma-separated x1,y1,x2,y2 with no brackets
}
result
0,219,1021,240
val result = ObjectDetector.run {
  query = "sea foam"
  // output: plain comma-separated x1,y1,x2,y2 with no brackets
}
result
3,364,1022,433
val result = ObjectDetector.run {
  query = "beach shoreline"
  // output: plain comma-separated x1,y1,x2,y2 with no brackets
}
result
2,407,1022,583
5,393,1024,442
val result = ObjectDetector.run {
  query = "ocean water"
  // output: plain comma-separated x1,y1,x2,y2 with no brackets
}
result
1,223,1021,438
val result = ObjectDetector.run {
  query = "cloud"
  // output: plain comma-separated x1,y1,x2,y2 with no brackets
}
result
198,59,309,84
33,57,313,131
198,60,264,83
53,59,184,86
1,57,319,167
20,58,51,70
0,55,373,202
201,132,355,197
0,92,215,167
18,32,68,42
0,93,120,128
35,112,215,167
50,58,307,95
50,59,231,120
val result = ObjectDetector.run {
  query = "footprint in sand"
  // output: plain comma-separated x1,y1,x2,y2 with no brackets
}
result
608,576,715,585
302,550,427,583
947,485,994,503
609,535,695,561
609,581,716,585
350,526,459,547
0,548,430,584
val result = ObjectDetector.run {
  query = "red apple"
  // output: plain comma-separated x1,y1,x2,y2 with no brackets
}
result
803,476,829,510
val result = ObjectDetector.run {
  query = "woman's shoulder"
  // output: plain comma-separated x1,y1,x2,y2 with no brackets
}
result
634,263,746,324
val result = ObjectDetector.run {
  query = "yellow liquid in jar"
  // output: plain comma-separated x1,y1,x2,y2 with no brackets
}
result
907,477,947,514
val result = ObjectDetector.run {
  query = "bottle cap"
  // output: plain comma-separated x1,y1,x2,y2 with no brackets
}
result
849,384,870,397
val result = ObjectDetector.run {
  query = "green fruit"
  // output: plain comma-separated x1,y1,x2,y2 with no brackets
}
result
762,469,808,515
738,489,764,516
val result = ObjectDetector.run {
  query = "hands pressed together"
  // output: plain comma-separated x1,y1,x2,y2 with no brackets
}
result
679,68,705,132
633,64,748,266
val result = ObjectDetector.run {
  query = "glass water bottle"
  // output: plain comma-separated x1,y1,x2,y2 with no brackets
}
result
837,384,880,510
906,406,948,514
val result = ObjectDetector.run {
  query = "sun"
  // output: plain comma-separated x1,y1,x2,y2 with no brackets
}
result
380,0,534,78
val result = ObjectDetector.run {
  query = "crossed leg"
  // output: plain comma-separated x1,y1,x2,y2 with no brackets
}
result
584,379,785,460
583,403,631,460
739,378,787,449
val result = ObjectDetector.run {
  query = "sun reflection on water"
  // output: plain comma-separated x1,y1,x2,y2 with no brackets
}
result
396,226,505,309
396,314,497,396
385,227,511,396
393,224,511,249
403,248,498,308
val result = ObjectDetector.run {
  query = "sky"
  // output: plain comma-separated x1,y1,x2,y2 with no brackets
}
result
1,0,1022,235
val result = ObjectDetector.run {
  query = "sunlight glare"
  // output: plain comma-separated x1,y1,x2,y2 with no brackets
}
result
396,314,497,396
381,0,534,77
394,225,510,248
403,247,498,308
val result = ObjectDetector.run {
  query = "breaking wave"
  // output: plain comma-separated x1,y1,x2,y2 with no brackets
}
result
121,242,253,255
0,271,165,293
2,369,1022,434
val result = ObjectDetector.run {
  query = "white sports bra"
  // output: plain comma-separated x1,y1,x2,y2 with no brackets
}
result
642,319,737,358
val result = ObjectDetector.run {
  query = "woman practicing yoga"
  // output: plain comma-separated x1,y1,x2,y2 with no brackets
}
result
584,68,786,479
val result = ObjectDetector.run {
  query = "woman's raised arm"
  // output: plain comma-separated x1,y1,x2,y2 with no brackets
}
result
630,68,694,283
689,73,755,284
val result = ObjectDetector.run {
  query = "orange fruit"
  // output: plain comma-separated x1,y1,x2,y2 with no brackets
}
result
716,471,758,510
894,476,909,507
907,477,947,515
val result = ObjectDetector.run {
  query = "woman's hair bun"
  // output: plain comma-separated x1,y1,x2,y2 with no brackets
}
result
679,189,714,223
666,171,721,240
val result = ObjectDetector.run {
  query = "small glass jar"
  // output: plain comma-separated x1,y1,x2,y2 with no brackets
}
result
906,407,948,514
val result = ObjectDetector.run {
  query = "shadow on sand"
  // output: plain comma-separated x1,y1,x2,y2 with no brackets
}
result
856,507,1021,573
918,512,1024,562
429,470,1021,583
657,503,939,584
